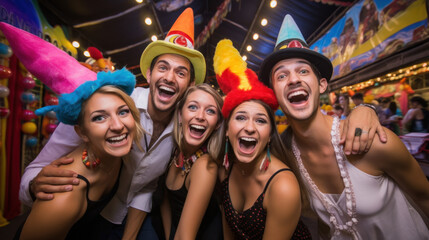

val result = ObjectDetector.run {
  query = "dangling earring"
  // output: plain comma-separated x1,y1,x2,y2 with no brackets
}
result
223,138,229,170
259,141,271,171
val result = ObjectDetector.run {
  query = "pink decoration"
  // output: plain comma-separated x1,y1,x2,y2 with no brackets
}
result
21,77,36,90
22,109,36,121
0,22,97,94
45,123,57,134
46,95,59,106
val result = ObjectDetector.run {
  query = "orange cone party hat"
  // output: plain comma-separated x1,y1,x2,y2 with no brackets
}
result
140,8,206,84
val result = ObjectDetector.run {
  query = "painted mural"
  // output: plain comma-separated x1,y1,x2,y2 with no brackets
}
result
311,0,428,79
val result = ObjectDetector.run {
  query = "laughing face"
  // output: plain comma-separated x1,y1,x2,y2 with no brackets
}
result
146,53,193,115
180,89,219,153
77,92,136,160
271,58,327,121
227,101,271,164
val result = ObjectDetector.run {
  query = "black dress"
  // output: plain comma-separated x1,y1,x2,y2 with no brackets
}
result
221,168,312,240
152,163,223,240
15,170,121,240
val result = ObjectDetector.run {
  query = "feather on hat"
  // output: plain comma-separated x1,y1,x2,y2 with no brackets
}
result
214,39,278,118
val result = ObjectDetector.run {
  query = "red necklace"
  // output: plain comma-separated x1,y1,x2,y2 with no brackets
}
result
82,149,100,168
174,146,207,174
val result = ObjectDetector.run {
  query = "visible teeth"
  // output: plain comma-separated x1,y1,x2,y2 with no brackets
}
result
191,124,206,130
108,134,126,142
288,90,307,99
159,86,175,93
240,137,256,142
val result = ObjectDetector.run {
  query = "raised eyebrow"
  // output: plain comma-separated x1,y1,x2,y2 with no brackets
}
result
176,65,189,73
235,110,247,115
89,109,106,118
155,60,170,67
118,105,129,110
272,65,284,75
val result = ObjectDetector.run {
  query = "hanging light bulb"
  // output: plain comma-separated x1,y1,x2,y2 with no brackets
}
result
270,0,277,8
72,41,80,48
253,33,259,40
261,18,268,26
145,17,152,25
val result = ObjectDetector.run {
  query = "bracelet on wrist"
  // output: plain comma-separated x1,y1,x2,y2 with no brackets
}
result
354,103,377,114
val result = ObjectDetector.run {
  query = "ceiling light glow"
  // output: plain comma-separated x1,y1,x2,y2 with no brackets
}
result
261,18,268,26
72,41,80,48
253,33,259,40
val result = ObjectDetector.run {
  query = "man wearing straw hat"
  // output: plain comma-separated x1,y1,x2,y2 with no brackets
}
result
16,8,205,239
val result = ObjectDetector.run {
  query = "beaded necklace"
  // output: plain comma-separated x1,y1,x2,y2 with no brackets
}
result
291,117,358,239
82,149,100,168
174,146,208,175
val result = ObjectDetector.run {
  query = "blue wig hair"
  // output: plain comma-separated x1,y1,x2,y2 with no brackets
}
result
35,68,136,125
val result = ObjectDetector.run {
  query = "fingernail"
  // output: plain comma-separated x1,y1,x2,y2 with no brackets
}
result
72,179,79,184
73,173,78,178
65,186,72,191
345,151,350,155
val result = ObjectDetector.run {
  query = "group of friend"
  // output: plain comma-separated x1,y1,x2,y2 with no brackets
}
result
2,7,428,240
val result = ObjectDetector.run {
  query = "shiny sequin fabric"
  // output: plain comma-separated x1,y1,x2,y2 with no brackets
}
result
221,168,312,239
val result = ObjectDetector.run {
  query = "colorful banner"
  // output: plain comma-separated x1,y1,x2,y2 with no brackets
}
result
195,0,231,49
311,0,428,80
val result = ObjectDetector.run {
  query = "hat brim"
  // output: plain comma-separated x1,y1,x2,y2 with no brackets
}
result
140,41,206,84
259,48,333,87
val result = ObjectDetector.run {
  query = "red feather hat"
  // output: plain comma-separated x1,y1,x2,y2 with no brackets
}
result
213,39,278,118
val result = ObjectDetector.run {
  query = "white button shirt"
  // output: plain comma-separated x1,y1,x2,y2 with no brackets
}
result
19,87,175,224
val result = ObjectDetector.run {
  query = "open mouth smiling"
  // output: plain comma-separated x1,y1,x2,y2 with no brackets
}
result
287,90,309,103
239,137,257,152
190,124,206,137
158,85,176,98
107,133,128,144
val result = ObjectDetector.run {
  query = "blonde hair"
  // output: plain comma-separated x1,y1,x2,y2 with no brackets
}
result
173,83,225,163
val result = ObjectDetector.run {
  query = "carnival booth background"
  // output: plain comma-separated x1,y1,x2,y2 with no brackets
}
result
0,0,80,225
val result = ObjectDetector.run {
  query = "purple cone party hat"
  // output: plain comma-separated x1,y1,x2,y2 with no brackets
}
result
140,8,206,84
0,22,136,125
0,22,96,94
259,14,333,87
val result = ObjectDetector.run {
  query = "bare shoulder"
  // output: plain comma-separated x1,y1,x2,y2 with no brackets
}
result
364,127,413,169
192,153,219,172
265,167,300,205
22,184,88,238
37,182,87,219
